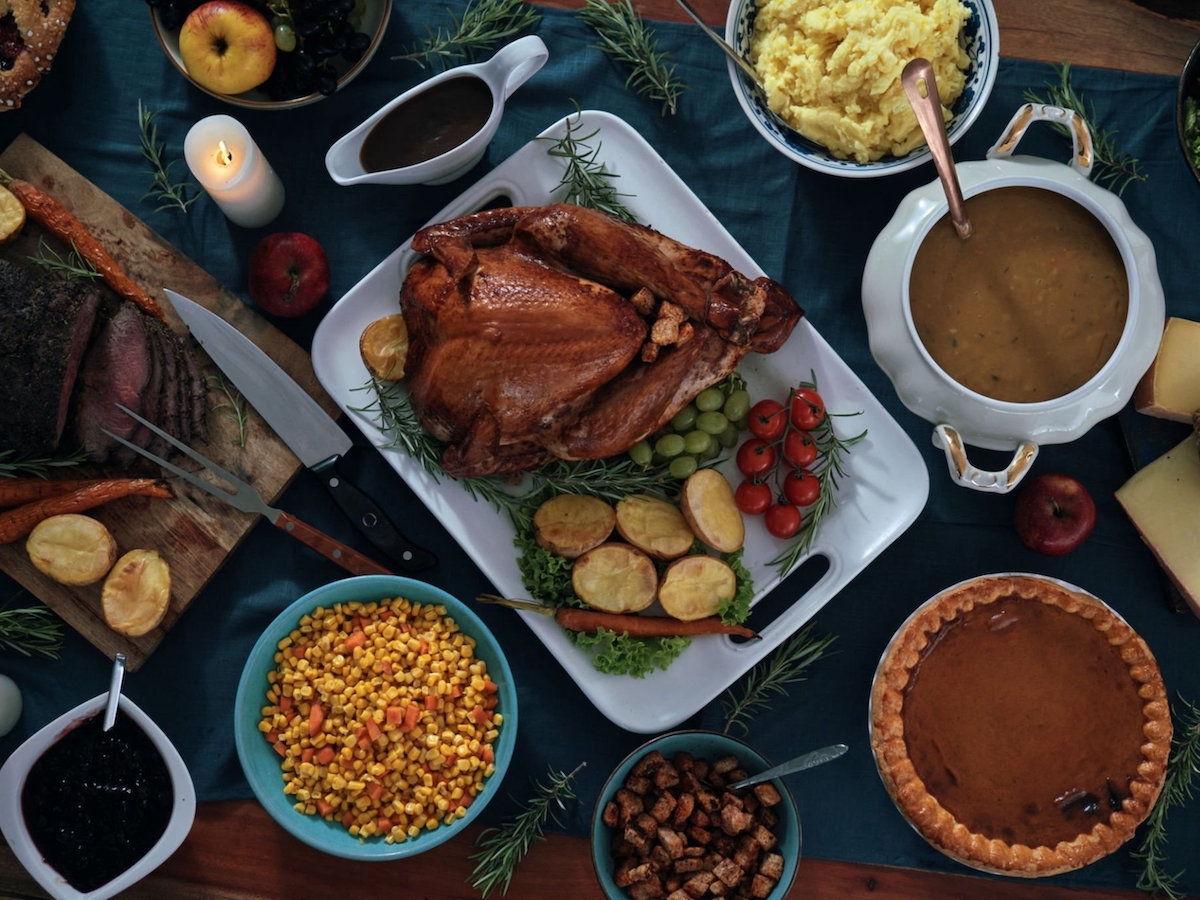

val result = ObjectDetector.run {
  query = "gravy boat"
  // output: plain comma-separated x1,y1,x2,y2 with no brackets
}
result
325,35,548,186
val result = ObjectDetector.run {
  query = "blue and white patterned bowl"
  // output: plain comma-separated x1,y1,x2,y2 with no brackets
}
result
725,0,999,178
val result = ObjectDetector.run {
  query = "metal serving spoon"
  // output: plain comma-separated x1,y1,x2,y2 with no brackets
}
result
671,0,765,91
726,742,848,790
102,652,126,732
902,58,972,239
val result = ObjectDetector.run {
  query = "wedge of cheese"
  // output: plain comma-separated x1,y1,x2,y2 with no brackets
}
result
1134,317,1200,423
1116,435,1200,619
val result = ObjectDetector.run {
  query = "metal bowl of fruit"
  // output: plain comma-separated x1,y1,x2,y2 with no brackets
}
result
149,0,391,110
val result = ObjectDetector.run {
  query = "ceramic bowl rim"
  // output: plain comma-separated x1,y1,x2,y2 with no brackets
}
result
590,729,801,900
723,0,1000,177
0,693,196,900
150,0,391,111
233,574,518,861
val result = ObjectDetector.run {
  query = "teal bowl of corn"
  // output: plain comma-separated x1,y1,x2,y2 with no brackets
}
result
234,575,518,860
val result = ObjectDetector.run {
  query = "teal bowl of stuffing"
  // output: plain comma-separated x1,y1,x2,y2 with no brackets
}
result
591,730,800,899
234,575,517,860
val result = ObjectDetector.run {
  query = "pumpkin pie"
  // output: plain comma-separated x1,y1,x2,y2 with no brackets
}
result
869,574,1172,877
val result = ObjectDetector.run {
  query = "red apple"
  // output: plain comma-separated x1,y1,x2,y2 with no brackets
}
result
248,232,330,318
178,0,277,96
1013,473,1097,556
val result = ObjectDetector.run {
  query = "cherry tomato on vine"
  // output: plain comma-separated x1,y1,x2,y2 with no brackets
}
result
736,438,777,478
764,502,802,539
783,429,818,468
747,398,786,441
783,469,821,507
790,388,826,431
735,479,773,516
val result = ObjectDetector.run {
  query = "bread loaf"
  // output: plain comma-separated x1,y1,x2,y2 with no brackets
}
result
0,0,76,111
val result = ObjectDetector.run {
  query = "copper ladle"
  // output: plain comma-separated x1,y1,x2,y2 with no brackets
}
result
902,58,971,239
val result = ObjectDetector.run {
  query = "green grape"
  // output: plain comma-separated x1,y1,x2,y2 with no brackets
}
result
683,430,712,455
671,404,698,432
655,433,686,458
717,423,741,449
695,387,726,412
669,455,698,479
628,439,653,466
730,416,748,431
274,22,297,52
697,440,721,461
695,410,729,435
723,389,751,422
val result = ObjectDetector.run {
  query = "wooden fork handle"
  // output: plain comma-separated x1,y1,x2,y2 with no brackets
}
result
273,511,393,576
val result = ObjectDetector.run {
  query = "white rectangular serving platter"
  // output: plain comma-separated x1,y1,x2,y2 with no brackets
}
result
311,110,930,733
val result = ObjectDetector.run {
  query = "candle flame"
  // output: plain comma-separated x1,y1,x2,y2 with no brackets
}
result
216,140,233,167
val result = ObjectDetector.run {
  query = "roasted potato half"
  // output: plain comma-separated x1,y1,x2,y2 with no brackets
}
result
681,468,745,553
615,495,695,560
25,514,117,586
534,494,616,558
571,543,658,614
359,314,409,381
658,555,738,622
101,549,171,637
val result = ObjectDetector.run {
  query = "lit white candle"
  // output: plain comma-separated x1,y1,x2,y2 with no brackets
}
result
184,115,285,228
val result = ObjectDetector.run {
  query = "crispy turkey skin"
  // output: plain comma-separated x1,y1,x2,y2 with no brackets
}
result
399,204,803,478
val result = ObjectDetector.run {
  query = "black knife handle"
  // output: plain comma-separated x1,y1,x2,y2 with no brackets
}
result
311,456,438,572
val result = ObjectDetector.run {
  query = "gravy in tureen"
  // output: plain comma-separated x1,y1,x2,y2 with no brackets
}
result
908,186,1128,403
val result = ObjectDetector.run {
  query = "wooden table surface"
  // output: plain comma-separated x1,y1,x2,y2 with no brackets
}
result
3,1,1198,899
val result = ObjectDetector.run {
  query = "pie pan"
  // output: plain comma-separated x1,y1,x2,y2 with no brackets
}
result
868,573,1172,877
862,104,1165,493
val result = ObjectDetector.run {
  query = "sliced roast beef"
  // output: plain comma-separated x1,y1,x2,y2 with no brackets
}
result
181,337,209,443
145,317,182,453
74,304,153,463
0,260,101,455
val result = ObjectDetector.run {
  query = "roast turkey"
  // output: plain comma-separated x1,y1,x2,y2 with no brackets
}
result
399,204,803,478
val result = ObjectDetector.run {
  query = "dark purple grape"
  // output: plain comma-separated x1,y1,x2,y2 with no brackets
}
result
346,31,371,53
317,72,338,96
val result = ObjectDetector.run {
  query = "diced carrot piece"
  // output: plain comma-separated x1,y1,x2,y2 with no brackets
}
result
315,746,336,765
366,782,384,802
366,718,383,742
265,731,278,744
401,704,420,732
471,705,488,725
484,696,499,710
482,679,499,695
481,746,494,764
342,812,356,829
381,660,393,677
309,701,325,737
280,696,293,713
459,794,473,809
302,747,315,764
273,741,287,758
355,726,371,750
399,622,410,633
424,693,438,711
418,638,428,654
315,798,334,817
449,683,462,699
344,630,367,651
377,817,393,832
386,706,404,727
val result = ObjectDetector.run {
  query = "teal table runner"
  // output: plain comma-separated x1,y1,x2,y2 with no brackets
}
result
2,1,1199,894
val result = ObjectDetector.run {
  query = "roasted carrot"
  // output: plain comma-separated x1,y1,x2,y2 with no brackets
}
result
554,608,756,639
0,478,173,545
0,167,165,321
0,478,117,508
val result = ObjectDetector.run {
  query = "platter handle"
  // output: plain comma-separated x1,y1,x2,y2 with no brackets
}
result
932,424,1039,494
986,103,1095,177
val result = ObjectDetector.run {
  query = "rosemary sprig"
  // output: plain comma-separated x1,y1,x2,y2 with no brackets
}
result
1023,63,1146,196
578,0,686,116
469,762,585,897
393,0,541,69
1132,695,1200,899
137,100,199,214
0,596,64,660
0,447,88,478
207,373,250,447
720,622,835,736
27,236,100,280
543,109,637,222
767,377,866,577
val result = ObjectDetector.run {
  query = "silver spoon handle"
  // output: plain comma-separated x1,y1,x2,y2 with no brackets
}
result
727,743,848,790
102,653,126,732
672,0,763,86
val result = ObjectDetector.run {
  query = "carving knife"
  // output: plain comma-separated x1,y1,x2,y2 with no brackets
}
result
164,289,437,573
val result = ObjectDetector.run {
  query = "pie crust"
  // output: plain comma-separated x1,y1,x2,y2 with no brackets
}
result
869,574,1172,877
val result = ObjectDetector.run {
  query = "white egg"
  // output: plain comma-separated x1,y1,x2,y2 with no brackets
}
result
0,673,23,736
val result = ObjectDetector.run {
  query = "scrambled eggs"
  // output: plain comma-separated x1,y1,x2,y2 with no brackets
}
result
750,0,971,163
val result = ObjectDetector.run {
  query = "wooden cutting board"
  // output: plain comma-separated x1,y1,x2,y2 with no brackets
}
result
0,133,340,670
